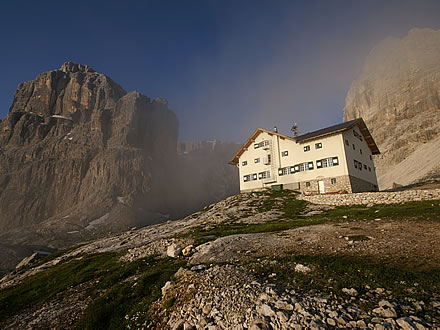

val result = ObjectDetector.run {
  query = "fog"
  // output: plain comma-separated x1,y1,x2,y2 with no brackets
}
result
175,1,440,143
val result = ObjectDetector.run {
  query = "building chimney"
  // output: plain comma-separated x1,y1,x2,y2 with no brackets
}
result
273,126,278,133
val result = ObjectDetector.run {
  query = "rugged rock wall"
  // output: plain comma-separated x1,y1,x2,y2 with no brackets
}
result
0,63,178,247
344,28,440,189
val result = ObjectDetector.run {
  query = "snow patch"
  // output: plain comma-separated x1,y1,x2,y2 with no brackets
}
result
67,231,79,234
117,196,125,204
51,115,71,120
86,213,109,230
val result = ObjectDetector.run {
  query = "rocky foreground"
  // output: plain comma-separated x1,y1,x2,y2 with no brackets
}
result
1,189,440,329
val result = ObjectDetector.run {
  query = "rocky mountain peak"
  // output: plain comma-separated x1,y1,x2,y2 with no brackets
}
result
0,63,179,243
59,62,96,73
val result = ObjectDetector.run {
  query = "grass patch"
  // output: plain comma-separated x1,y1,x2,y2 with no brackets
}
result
347,235,370,241
77,256,183,330
314,200,440,223
247,254,440,318
162,297,176,309
0,253,118,321
0,253,184,329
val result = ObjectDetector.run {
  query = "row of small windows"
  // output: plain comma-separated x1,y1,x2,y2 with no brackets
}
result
278,157,339,176
254,140,270,149
354,159,372,172
243,171,271,182
303,143,322,152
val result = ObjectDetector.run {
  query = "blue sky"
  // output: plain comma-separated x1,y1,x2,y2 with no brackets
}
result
1,0,439,142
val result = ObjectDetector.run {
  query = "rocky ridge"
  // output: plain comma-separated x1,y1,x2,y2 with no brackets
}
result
1,189,439,328
344,28,440,189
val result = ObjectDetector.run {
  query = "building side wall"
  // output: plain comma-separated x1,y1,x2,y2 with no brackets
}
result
349,175,379,193
238,131,279,191
342,128,379,189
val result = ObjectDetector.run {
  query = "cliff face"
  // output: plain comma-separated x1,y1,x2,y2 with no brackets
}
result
344,28,440,189
0,63,178,246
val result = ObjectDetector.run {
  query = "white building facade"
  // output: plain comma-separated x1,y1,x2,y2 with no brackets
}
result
229,118,380,194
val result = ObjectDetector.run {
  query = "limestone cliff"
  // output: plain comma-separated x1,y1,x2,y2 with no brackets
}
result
0,62,178,247
344,28,440,189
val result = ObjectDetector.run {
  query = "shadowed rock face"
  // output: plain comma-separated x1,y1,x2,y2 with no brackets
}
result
0,62,179,246
344,28,440,189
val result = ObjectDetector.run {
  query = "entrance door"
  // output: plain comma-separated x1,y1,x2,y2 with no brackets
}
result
318,180,325,194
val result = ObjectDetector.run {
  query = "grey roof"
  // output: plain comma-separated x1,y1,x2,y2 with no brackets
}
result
296,119,360,142
295,118,380,155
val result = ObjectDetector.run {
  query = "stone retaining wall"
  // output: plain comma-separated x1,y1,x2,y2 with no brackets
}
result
297,189,440,206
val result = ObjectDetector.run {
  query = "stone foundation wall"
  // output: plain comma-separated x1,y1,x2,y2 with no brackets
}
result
297,189,440,206
298,175,353,195
349,175,378,193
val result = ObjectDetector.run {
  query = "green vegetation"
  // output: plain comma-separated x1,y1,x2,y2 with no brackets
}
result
314,200,440,223
347,235,370,241
0,253,183,329
77,256,183,330
183,190,440,245
247,254,440,318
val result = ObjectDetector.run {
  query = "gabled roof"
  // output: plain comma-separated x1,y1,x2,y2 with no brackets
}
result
228,128,296,165
228,118,380,165
295,118,380,155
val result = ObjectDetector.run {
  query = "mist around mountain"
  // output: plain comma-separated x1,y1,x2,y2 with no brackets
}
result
0,63,238,274
344,28,440,190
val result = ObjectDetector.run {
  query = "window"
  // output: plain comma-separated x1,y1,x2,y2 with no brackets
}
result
242,161,247,166
278,167,288,176
254,140,270,149
252,173,258,180
364,164,367,170
345,139,349,146
316,157,339,168
315,142,322,149
298,161,313,172
359,162,363,170
259,171,270,179
360,149,363,155
370,155,372,160
368,166,371,172
352,144,355,150
281,151,288,157
306,182,311,187
331,178,337,184
354,160,358,169
254,158,260,163
353,130,363,141
243,175,250,182
304,145,310,152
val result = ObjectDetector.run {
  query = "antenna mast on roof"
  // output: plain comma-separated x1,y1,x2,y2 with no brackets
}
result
291,122,298,137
